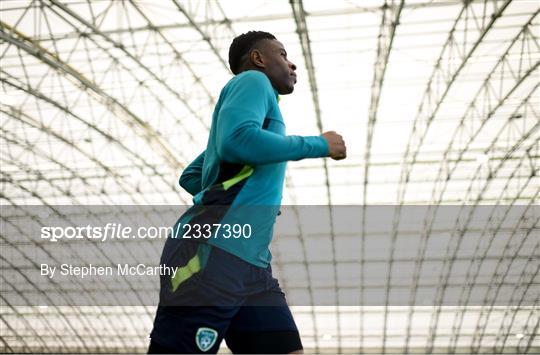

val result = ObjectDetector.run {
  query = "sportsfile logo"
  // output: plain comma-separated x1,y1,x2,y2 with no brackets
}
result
41,223,170,242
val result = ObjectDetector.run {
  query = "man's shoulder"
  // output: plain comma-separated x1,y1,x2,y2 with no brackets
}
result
218,71,277,110
226,70,273,92
235,70,270,82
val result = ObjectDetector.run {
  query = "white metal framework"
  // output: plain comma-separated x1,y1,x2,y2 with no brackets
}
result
1,0,538,353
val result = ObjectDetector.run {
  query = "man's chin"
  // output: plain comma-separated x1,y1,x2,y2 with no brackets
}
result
279,86,295,95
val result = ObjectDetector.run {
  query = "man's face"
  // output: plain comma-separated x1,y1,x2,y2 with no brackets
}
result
259,40,297,95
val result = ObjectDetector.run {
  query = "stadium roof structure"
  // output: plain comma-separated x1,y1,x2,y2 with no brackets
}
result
1,0,538,353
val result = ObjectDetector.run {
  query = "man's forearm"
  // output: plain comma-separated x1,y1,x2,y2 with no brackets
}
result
218,126,328,165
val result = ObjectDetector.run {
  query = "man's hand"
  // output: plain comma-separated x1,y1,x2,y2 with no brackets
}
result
322,131,347,160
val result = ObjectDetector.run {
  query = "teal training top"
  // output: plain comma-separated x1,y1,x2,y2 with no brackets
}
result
178,70,329,267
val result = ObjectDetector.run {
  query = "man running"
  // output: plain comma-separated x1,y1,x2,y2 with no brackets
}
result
149,31,346,354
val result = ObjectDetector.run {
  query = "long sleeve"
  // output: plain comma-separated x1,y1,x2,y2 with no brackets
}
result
179,151,205,196
216,71,328,165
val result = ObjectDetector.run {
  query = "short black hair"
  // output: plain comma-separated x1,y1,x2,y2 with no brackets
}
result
228,31,276,74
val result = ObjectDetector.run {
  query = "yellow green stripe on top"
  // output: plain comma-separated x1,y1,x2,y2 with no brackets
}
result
222,165,253,191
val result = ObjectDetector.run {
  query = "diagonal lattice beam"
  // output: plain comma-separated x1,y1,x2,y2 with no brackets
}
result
362,2,405,353
0,21,181,169
171,0,234,72
46,0,211,132
427,10,540,206
1,72,189,204
289,0,339,352
413,15,540,347
128,0,216,107
396,0,512,204
363,0,404,204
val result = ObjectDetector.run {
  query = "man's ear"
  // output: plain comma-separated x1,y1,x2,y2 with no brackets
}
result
250,49,265,69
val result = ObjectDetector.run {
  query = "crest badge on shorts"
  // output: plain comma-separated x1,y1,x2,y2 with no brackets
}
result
195,327,218,352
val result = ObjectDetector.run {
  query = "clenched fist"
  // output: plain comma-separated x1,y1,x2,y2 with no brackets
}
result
322,131,347,160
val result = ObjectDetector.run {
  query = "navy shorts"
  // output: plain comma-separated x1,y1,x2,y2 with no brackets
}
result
149,240,302,353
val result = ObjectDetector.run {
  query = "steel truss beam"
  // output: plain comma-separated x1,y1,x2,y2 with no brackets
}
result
412,30,539,348
289,0,337,351
364,0,404,203
1,16,192,202
432,88,539,347
427,11,539,205
405,92,538,354
2,1,459,25
1,26,200,206
127,0,216,106
171,0,234,72
0,125,110,204
396,0,512,204
0,106,135,203
389,6,538,352
0,175,156,347
470,199,538,353
425,148,538,353
0,199,159,352
0,194,123,352
0,20,181,170
1,73,188,204
361,1,404,353
47,0,211,132
449,89,538,340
